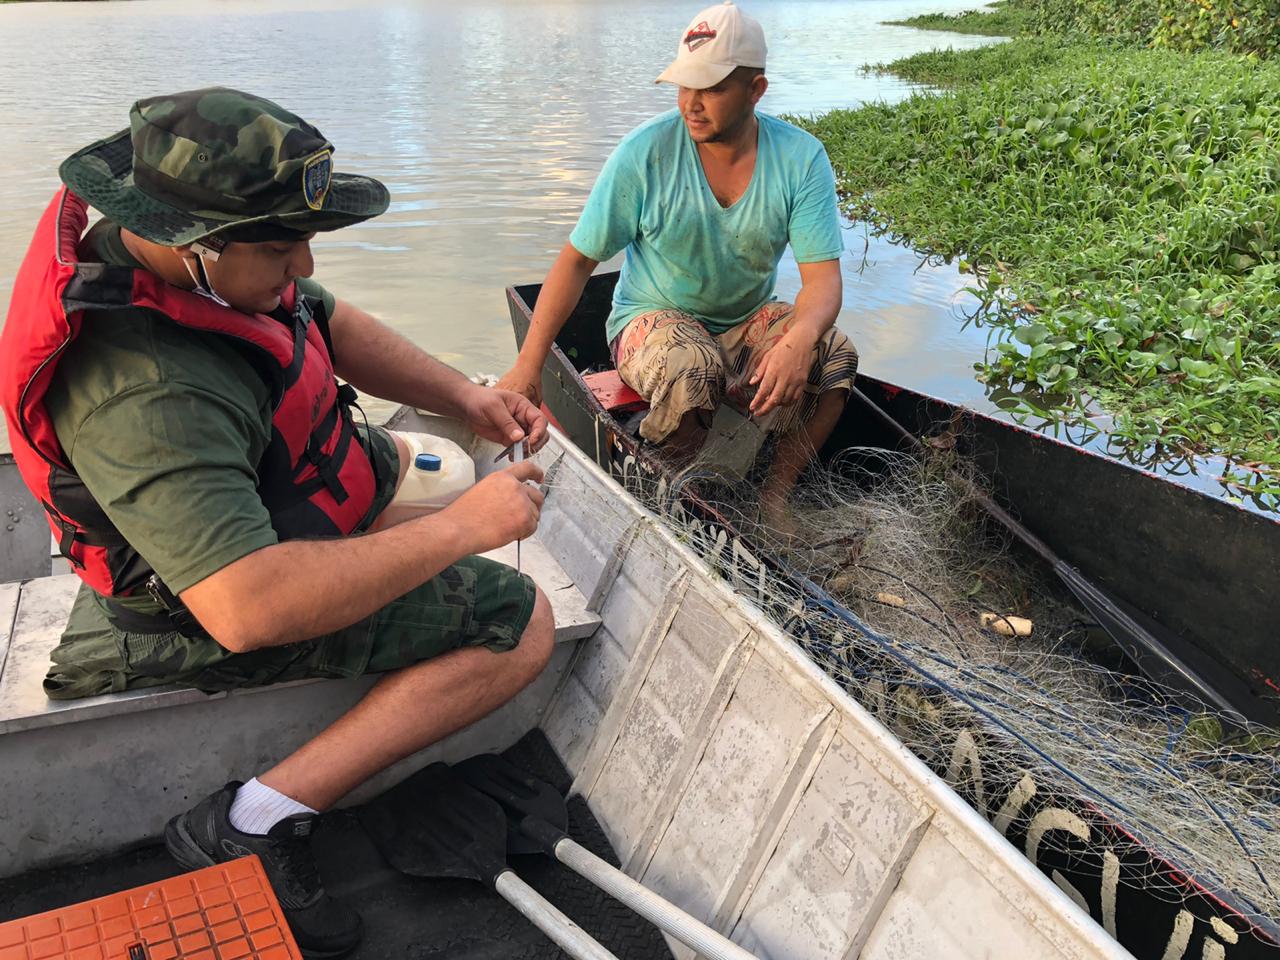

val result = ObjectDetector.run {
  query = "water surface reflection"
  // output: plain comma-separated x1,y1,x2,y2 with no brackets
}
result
0,0,997,400
2,0,1262,509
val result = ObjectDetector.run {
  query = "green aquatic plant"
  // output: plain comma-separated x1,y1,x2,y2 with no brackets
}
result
1027,0,1280,59
797,41,1280,479
885,2,1033,37
866,37,1090,87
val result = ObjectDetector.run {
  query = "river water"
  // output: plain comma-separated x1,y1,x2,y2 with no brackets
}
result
2,0,1265,510
0,0,997,415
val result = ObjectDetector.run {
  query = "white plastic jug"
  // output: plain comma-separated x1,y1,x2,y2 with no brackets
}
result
383,431,476,523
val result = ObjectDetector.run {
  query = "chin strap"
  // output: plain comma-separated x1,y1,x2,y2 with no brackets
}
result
181,251,233,308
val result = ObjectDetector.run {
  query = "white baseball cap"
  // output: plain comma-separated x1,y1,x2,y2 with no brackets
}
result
655,1,767,90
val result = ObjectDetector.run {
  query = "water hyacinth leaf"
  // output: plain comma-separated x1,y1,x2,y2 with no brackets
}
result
1181,318,1211,341
1128,352,1160,369
1073,147,1098,166
1179,357,1219,379
1208,337,1238,360
1030,341,1055,360
1014,323,1051,346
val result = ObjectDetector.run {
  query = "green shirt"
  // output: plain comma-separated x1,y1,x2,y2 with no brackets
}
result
45,222,390,613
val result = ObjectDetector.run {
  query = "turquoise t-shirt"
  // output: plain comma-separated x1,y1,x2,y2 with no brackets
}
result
569,110,845,344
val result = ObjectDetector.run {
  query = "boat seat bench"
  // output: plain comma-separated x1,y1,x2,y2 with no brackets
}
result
583,369,648,416
0,538,599,875
0,539,597,737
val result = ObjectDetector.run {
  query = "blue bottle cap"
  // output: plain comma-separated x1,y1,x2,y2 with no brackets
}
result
414,453,442,471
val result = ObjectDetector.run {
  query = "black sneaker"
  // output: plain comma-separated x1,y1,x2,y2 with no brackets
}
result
164,782,363,959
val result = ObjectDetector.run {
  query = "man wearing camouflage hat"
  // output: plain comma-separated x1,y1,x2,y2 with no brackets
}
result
1,88,553,957
498,1,857,529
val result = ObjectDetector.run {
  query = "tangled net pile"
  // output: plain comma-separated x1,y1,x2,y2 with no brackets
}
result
654,435,1280,934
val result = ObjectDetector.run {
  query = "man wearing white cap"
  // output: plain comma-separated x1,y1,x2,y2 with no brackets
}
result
499,1,856,525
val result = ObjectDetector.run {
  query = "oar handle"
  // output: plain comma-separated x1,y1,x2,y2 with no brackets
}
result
550,835,760,960
493,869,621,960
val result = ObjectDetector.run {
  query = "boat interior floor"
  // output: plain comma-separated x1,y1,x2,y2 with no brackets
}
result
0,730,674,960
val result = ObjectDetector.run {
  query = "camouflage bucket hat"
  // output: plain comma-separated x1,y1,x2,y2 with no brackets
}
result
59,87,390,247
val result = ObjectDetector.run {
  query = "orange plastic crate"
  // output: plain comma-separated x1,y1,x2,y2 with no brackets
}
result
0,856,301,960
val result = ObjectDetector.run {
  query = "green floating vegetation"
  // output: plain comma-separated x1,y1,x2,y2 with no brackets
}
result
869,36,1082,86
889,0,1280,58
885,3,1032,37
1029,0,1280,59
797,41,1280,477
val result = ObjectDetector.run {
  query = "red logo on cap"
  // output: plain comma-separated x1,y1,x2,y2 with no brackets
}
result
684,21,717,51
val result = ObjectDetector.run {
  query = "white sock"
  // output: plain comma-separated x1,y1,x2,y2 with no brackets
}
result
228,777,317,836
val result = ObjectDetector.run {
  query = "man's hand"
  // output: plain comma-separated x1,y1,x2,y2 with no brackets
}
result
748,258,843,418
462,383,549,453
749,328,817,417
495,363,543,408
442,460,546,555
498,243,599,409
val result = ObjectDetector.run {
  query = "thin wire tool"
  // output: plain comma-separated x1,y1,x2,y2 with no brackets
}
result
513,442,523,575
493,440,528,574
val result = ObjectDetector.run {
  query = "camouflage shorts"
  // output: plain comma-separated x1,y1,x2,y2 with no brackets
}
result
613,301,858,443
45,556,537,700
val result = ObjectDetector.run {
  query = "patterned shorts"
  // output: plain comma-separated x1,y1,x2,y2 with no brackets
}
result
613,301,858,443
46,557,537,699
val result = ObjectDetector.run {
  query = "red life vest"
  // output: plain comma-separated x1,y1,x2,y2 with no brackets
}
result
0,188,378,603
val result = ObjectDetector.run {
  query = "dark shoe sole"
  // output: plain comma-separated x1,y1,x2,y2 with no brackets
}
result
163,813,216,872
163,813,357,960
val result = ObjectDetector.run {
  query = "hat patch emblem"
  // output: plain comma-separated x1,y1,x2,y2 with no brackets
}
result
684,21,717,51
302,150,333,211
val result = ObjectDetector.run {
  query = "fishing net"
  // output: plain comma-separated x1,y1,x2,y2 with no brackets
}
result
536,416,1280,946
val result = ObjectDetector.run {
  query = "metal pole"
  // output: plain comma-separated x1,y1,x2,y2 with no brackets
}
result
554,839,760,960
493,870,621,960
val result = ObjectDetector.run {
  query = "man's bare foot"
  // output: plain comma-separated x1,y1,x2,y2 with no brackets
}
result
656,408,713,465
759,492,801,542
